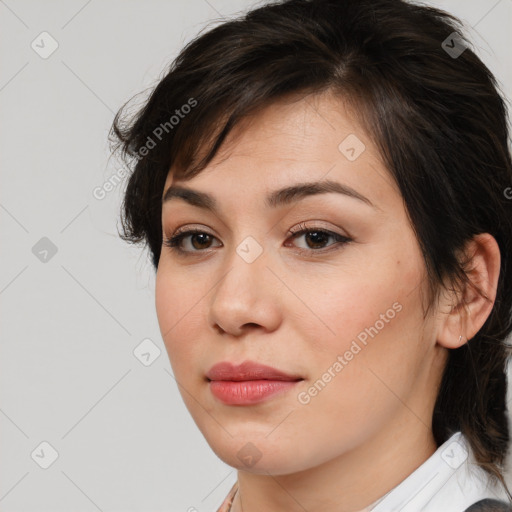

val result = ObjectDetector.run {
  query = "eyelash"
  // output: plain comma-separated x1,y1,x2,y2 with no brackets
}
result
162,222,352,257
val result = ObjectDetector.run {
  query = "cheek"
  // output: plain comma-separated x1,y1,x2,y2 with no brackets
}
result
155,267,203,368
297,246,427,400
294,229,420,350
290,280,426,455
295,265,408,357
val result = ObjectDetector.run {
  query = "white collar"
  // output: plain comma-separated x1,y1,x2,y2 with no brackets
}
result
366,431,509,511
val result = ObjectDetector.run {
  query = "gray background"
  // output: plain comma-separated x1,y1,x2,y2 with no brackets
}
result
1,0,511,510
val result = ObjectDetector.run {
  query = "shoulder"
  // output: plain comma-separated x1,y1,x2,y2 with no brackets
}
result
464,499,512,511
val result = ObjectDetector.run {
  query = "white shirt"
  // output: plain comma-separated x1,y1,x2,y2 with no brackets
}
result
367,431,510,511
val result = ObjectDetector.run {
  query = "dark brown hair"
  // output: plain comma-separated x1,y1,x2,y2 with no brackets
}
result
109,0,512,496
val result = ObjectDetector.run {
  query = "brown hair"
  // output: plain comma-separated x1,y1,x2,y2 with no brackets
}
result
109,0,512,496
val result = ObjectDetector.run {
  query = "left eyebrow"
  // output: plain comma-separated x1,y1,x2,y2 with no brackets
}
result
162,179,379,211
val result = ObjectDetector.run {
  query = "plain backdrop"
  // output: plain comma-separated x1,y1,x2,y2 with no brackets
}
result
1,0,511,510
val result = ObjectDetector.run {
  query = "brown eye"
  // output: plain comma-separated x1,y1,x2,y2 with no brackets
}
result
301,230,331,249
163,229,221,254
163,225,351,256
287,223,351,253
189,232,214,250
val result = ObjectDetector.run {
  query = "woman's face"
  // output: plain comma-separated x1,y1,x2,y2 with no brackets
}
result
155,91,446,475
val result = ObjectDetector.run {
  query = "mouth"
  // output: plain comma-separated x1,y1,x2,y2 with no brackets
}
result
205,360,304,405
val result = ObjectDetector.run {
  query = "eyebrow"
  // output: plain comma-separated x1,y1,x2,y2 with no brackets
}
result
162,179,378,211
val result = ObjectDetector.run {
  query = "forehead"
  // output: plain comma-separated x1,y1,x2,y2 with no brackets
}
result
163,91,398,211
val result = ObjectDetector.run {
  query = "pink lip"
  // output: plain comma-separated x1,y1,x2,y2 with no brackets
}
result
206,360,302,381
206,360,303,405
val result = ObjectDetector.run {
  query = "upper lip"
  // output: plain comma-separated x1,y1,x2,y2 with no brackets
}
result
206,360,303,381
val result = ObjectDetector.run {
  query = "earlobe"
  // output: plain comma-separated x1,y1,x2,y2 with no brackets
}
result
435,233,501,350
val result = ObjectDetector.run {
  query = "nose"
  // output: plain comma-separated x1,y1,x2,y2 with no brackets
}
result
208,241,282,337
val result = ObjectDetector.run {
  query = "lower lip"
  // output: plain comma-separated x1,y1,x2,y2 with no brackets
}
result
208,379,302,405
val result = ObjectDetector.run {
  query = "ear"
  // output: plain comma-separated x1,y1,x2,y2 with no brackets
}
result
436,233,501,349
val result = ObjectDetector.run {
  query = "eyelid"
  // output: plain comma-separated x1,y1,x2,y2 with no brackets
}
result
165,221,347,241
169,220,349,238
172,224,213,236
286,220,350,238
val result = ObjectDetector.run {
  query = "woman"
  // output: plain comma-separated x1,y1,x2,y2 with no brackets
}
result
109,0,512,510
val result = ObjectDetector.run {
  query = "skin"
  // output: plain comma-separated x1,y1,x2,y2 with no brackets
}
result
155,90,501,512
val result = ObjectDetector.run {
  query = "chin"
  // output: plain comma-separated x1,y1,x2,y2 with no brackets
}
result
203,431,314,474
